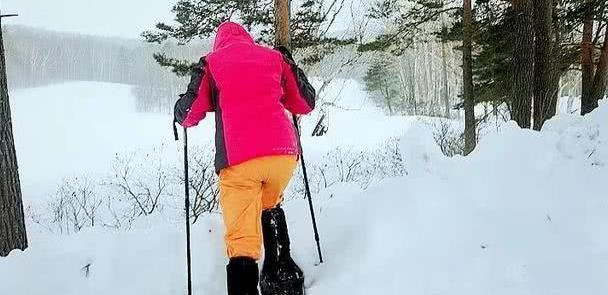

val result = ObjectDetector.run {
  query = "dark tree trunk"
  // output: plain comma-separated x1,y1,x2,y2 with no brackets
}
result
0,20,28,257
510,0,535,128
546,1,561,120
463,0,476,155
589,27,608,111
532,0,555,130
581,0,595,115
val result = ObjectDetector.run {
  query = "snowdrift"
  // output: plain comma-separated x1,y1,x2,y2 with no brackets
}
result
2,85,607,294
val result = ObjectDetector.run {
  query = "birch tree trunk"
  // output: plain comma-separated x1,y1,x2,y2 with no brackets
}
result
441,39,450,118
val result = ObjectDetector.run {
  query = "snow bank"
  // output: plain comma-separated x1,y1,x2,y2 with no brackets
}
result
2,83,607,295
389,101,608,294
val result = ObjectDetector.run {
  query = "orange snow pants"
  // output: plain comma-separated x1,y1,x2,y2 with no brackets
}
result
219,155,298,260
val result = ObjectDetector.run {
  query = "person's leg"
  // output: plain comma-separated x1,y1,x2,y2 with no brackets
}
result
257,155,304,295
226,257,259,295
260,155,298,265
219,160,266,295
261,155,298,210
219,162,264,260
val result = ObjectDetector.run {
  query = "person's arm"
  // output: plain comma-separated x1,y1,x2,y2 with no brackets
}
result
277,47,316,115
174,56,213,127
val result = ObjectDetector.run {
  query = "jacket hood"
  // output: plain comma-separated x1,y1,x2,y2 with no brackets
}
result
213,22,254,51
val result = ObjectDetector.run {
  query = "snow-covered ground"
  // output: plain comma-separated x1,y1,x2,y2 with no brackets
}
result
11,82,175,207
2,81,607,294
10,81,409,206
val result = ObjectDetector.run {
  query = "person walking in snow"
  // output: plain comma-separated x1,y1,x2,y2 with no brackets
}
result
174,22,316,295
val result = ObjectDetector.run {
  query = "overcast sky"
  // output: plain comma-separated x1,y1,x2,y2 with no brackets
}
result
1,0,174,39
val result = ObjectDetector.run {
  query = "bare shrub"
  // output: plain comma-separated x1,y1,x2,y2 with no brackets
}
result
32,177,102,234
370,138,406,179
33,140,407,232
33,149,180,232
105,151,170,219
432,120,465,157
179,148,220,222
288,139,405,198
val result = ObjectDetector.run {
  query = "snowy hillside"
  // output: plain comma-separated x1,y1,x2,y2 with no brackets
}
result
2,82,607,294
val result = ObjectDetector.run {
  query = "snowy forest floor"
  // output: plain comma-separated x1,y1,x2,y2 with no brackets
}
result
1,81,607,295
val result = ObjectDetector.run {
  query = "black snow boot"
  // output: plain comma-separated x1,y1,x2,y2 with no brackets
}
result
260,207,305,295
227,257,260,295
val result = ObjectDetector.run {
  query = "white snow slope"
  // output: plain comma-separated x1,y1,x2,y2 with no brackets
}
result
1,82,607,295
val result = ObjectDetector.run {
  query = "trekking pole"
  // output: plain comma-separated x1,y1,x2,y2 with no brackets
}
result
182,127,193,295
292,115,324,264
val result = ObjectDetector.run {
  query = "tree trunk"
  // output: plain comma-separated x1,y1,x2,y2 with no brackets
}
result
463,0,476,155
581,0,595,115
532,0,554,130
510,0,534,128
590,32,608,108
441,0,450,118
441,38,450,118
0,20,28,257
274,0,291,49
383,86,394,115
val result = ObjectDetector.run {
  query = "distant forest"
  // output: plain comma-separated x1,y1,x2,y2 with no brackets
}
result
4,25,210,112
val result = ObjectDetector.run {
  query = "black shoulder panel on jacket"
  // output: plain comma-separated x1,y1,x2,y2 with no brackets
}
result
283,55,316,110
184,56,207,102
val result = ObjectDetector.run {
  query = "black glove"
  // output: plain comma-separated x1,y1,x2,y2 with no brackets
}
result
174,57,207,125
174,93,193,125
275,45,294,61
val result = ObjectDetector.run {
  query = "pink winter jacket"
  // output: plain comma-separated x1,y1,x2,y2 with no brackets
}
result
179,22,316,171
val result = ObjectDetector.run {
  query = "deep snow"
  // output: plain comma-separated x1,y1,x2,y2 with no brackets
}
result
2,81,607,295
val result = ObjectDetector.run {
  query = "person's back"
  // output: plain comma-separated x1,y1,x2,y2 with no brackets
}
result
178,22,314,171
174,22,315,295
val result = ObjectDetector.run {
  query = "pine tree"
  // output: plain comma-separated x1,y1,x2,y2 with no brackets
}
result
364,56,399,115
143,0,353,76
